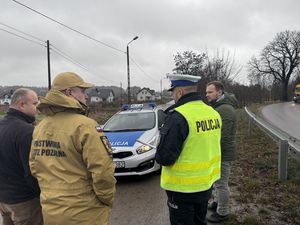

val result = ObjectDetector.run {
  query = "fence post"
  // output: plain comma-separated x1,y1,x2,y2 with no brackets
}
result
278,140,288,181
248,118,252,136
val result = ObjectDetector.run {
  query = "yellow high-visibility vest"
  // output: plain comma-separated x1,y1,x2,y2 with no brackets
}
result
161,100,222,193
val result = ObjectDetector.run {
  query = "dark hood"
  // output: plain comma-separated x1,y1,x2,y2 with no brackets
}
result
211,92,238,108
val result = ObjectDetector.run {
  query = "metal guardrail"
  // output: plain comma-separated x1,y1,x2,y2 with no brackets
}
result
244,107,300,181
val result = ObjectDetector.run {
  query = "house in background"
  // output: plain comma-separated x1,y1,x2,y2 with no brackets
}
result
0,93,12,105
154,92,162,101
88,88,115,103
136,88,155,102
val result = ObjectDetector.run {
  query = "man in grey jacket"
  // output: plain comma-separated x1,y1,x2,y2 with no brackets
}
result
205,81,238,223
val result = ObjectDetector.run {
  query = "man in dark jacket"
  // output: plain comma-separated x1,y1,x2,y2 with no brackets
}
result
156,74,222,225
0,88,43,225
205,81,238,223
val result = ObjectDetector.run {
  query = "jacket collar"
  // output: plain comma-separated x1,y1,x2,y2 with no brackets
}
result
165,92,202,113
210,92,238,108
37,90,88,116
6,108,35,124
209,94,224,106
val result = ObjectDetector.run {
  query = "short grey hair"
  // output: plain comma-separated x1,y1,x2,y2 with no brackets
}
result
10,88,32,105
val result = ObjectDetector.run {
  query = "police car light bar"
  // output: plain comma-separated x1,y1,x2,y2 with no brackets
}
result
121,103,156,111
148,103,156,108
121,104,130,110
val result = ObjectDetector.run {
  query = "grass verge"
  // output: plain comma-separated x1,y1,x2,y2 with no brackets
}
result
223,108,300,225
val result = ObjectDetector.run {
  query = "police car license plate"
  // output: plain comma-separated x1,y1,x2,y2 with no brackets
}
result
114,161,125,168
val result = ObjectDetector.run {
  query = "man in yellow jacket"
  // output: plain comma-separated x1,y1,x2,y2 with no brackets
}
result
29,72,116,225
155,74,222,225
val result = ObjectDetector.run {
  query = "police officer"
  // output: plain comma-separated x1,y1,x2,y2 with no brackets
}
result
155,74,222,225
29,72,116,225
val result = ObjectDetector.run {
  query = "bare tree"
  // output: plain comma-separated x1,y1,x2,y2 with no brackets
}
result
173,50,242,98
203,49,242,84
173,51,206,76
248,30,300,101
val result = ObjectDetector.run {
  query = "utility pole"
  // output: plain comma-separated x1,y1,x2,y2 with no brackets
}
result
120,82,123,104
126,45,130,103
160,79,163,104
160,77,167,104
126,36,139,104
47,40,51,90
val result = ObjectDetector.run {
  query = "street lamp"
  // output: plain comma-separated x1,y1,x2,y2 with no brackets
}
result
126,36,139,104
160,77,168,104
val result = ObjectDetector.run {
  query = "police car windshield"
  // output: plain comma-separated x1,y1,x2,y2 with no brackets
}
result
103,112,155,132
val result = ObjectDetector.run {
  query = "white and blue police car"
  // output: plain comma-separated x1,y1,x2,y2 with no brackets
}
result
103,103,166,176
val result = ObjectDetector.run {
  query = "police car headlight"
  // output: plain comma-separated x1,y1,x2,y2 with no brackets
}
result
136,145,153,154
136,136,158,154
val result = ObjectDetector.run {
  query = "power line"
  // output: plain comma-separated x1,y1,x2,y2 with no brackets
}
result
0,21,44,43
51,46,119,85
129,56,159,82
0,23,95,81
0,21,121,86
9,1,155,88
51,49,90,71
51,45,90,71
12,0,125,54
0,21,120,85
0,27,45,47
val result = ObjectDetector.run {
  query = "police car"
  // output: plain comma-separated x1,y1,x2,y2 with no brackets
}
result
103,103,166,176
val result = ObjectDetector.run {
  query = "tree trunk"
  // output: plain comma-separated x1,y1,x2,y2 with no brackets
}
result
281,81,289,101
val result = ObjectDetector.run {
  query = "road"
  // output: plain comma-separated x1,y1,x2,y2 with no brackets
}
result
261,102,300,140
109,173,169,225
0,173,169,225
0,173,219,225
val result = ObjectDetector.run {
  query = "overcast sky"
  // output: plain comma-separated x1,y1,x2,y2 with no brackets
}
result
1,0,300,91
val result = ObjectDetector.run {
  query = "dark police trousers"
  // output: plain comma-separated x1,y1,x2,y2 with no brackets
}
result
166,189,211,225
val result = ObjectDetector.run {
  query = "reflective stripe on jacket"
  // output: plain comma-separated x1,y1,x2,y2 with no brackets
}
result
161,100,222,193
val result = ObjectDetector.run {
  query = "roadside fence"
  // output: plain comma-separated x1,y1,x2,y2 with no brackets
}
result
245,107,300,181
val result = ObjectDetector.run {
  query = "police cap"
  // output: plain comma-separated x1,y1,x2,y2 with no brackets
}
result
167,73,201,91
51,72,94,91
